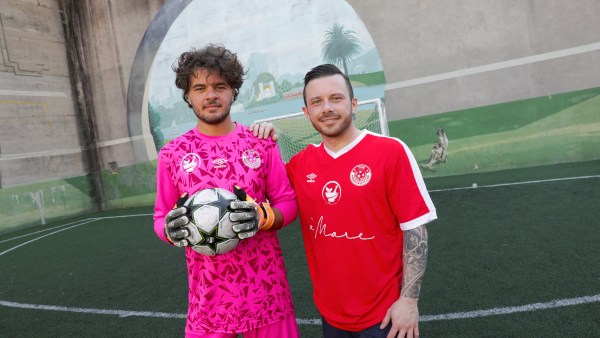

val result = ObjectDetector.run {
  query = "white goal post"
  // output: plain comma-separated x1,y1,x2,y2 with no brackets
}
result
254,98,388,162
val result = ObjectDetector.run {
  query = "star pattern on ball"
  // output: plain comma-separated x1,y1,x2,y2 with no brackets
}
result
197,225,229,252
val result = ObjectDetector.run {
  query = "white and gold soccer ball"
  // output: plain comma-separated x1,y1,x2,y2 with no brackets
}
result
184,188,241,256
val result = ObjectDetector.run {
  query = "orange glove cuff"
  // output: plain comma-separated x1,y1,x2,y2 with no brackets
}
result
233,185,277,231
258,202,276,231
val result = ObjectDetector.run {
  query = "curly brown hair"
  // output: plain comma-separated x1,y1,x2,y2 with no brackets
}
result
172,44,245,108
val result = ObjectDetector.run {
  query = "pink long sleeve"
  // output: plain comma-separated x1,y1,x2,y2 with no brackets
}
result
151,124,296,334
153,154,179,243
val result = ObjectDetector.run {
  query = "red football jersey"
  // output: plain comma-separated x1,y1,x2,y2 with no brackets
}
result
286,130,437,331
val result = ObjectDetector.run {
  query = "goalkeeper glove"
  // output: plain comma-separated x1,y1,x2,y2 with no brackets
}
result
229,185,276,239
164,193,202,247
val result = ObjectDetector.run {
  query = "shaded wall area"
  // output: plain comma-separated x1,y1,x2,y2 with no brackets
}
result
0,0,163,232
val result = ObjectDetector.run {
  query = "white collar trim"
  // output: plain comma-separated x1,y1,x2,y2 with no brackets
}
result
324,130,367,159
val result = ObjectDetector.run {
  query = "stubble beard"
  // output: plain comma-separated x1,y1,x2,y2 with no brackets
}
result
311,111,353,138
193,101,231,125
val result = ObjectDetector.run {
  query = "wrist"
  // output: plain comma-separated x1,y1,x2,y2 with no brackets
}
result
258,202,275,230
164,226,175,245
399,295,419,305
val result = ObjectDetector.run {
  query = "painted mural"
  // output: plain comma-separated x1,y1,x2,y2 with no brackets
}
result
392,87,600,179
145,0,385,151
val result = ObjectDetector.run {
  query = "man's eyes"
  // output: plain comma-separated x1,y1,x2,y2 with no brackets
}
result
311,97,343,105
193,85,228,91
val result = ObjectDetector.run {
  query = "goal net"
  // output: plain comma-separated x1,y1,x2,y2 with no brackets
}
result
254,98,388,162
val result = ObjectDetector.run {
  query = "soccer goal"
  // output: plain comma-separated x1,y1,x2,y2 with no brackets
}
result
254,98,388,162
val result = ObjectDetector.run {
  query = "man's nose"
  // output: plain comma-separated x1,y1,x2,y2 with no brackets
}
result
205,87,218,98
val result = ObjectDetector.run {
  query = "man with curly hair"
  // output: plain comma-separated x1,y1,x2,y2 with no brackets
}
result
153,44,299,338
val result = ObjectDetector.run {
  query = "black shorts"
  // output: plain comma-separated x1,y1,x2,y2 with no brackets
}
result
321,316,395,338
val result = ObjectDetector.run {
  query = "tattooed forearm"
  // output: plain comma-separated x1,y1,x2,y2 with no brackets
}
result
401,225,429,299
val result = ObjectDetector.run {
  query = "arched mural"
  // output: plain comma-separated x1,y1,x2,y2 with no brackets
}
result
129,0,385,159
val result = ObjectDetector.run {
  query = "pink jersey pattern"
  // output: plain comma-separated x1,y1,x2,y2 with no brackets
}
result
153,123,297,334
286,130,437,331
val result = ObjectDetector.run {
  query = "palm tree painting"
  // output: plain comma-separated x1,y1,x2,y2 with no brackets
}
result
321,23,364,75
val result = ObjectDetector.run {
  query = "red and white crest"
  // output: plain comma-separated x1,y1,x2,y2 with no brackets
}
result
350,164,371,186
322,181,341,205
242,149,261,169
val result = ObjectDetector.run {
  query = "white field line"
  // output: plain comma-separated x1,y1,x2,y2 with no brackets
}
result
0,219,98,257
385,41,600,90
420,294,600,322
0,219,97,244
0,214,153,244
1,294,599,324
1,188,598,324
429,175,600,193
0,300,185,319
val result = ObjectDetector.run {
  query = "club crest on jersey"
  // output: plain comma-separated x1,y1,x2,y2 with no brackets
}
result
242,149,261,169
181,153,201,173
350,164,372,186
322,181,341,205
212,158,227,169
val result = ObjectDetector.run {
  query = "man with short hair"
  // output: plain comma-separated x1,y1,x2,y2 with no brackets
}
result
254,64,436,338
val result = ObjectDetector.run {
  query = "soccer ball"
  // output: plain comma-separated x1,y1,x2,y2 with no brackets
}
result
184,188,241,256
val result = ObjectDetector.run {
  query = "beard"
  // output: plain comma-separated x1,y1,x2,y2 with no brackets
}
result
310,111,353,138
195,109,230,125
193,100,231,125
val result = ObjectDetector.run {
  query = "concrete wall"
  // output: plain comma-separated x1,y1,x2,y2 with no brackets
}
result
65,0,164,172
348,0,600,120
0,0,163,189
0,0,163,231
0,0,80,187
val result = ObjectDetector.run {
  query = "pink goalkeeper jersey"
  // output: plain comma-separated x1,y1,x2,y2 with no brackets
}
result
286,130,437,331
153,123,297,334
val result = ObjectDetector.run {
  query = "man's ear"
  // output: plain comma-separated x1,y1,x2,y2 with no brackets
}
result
302,107,310,119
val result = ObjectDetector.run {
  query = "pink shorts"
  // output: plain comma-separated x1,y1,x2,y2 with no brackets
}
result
186,313,299,338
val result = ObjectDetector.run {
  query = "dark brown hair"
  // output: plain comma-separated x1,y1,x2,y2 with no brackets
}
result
303,64,354,105
172,44,245,107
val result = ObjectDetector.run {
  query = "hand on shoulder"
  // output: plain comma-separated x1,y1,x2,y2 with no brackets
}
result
248,122,278,142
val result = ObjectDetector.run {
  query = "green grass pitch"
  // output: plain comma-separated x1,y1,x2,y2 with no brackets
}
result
1,161,599,337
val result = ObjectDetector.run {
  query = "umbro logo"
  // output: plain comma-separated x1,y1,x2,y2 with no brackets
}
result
212,158,227,169
306,173,317,183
